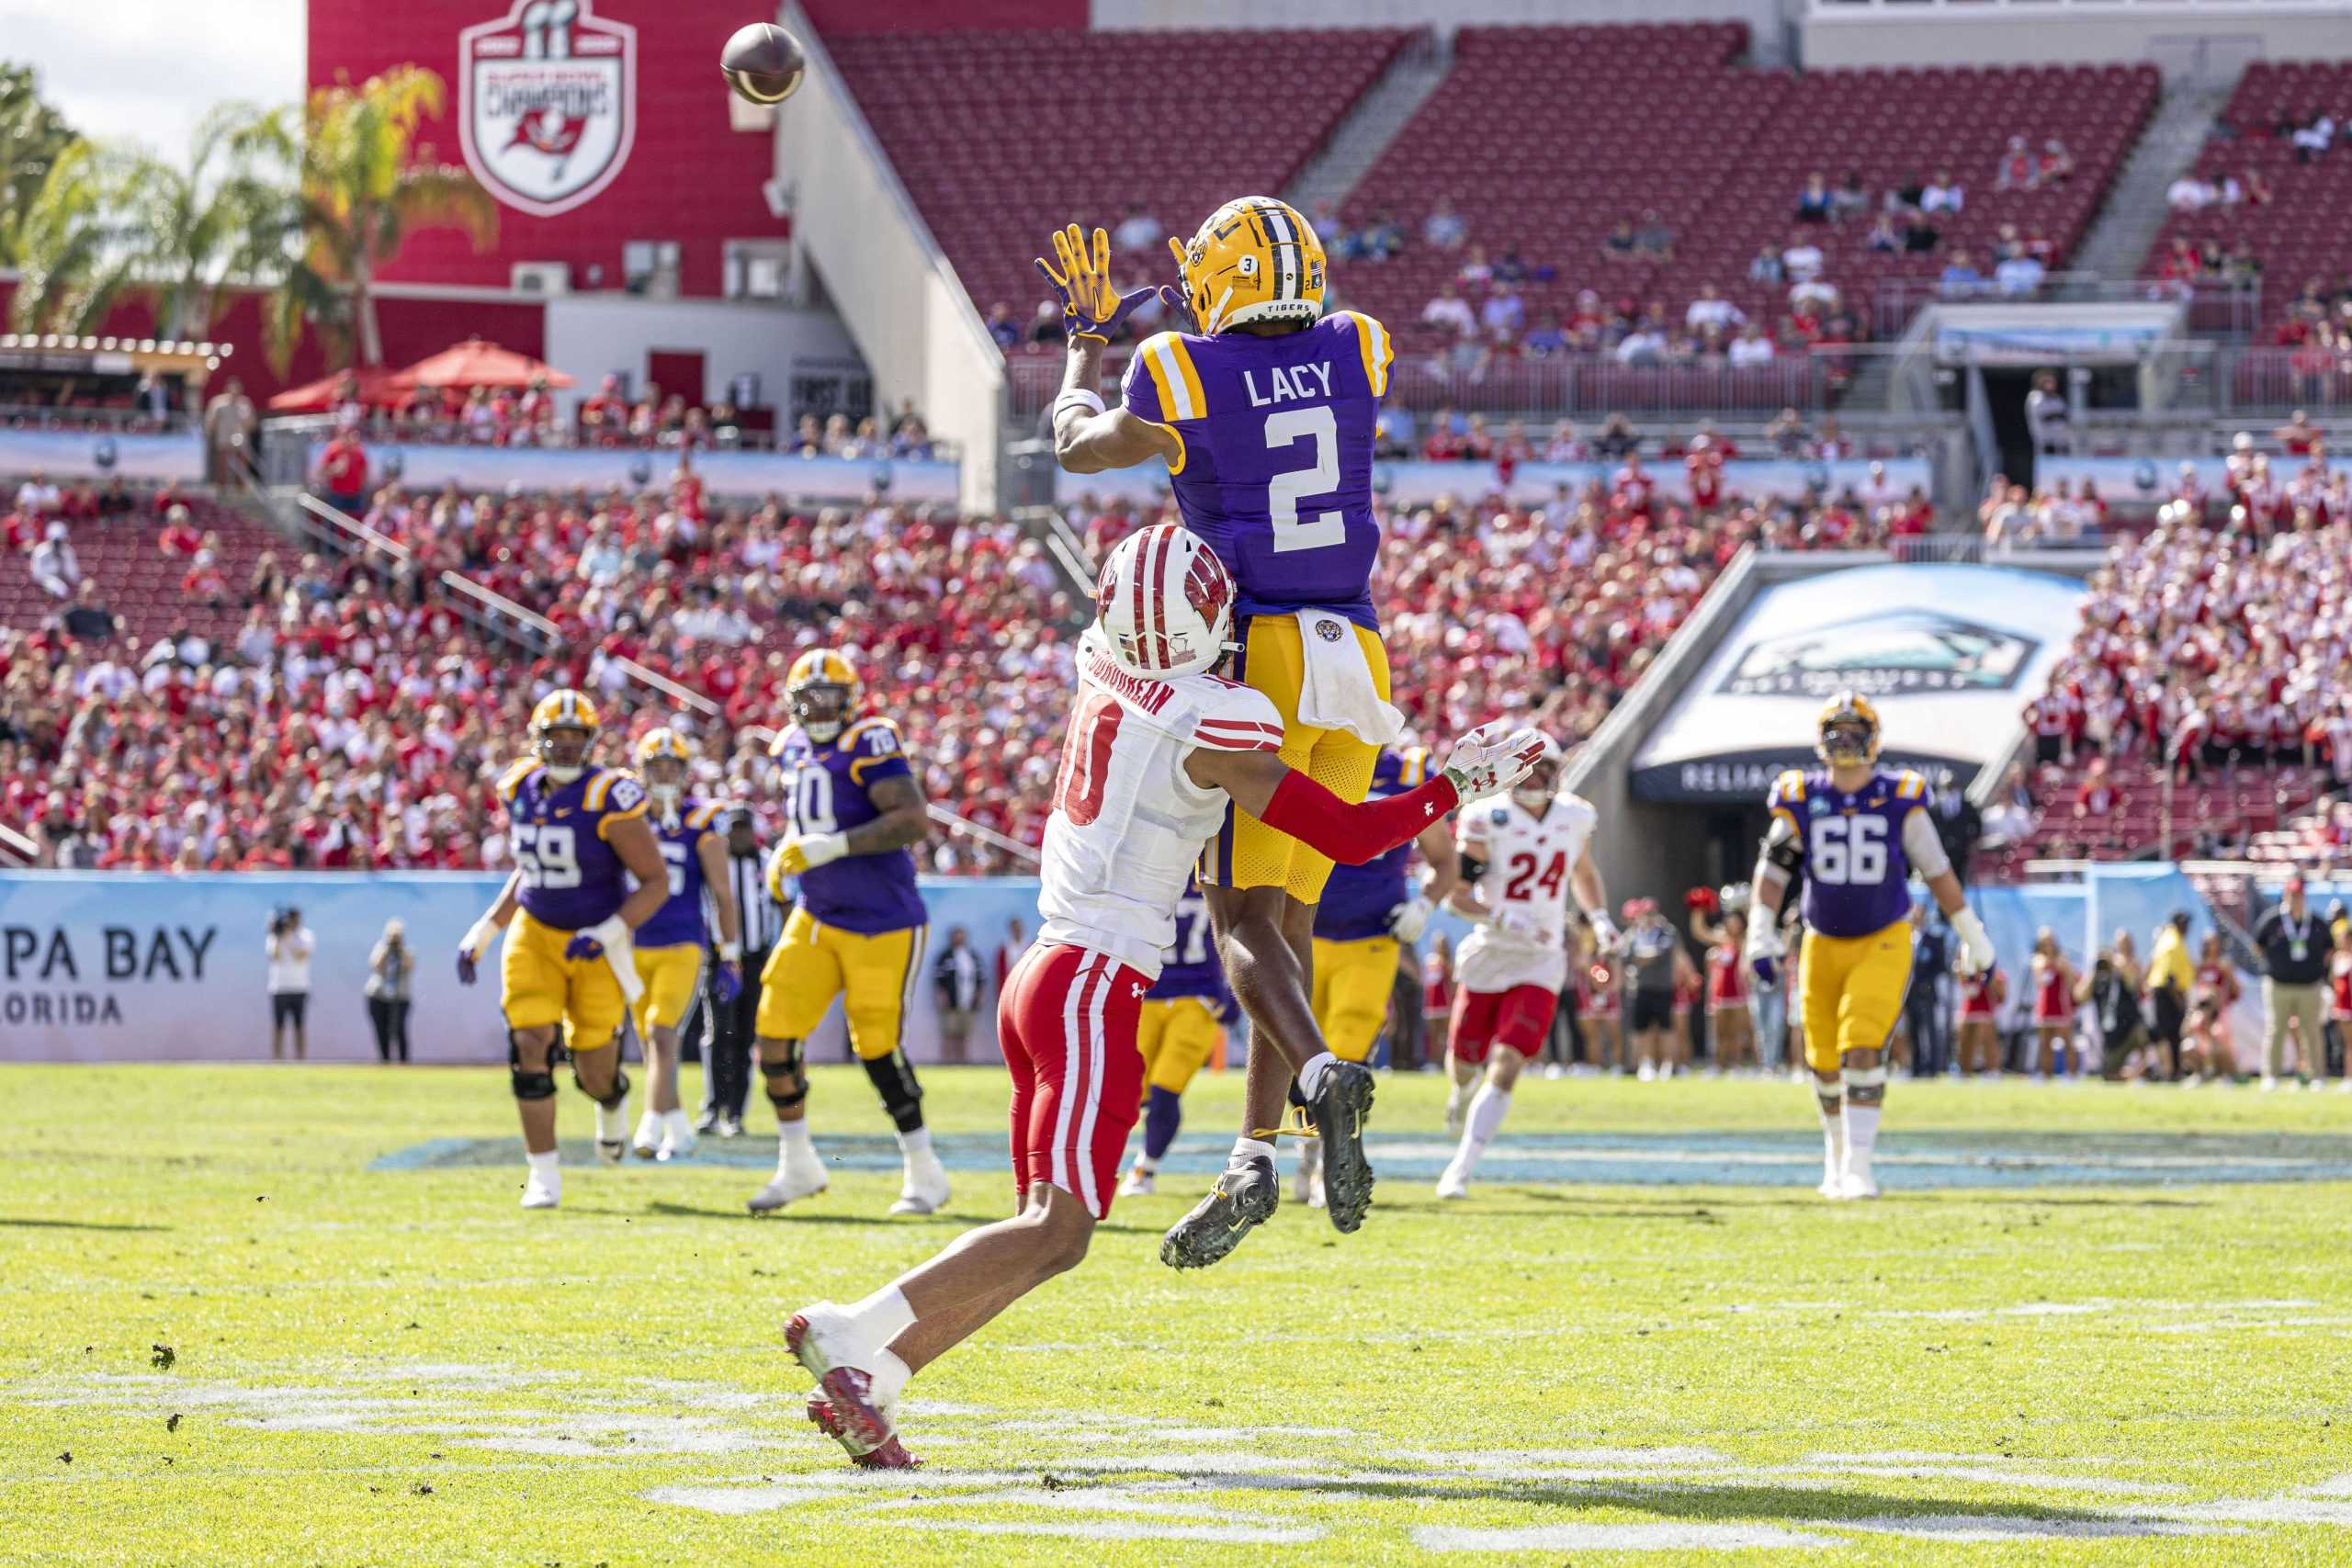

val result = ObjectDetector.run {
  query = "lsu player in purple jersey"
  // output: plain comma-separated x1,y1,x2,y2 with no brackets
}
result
1300,744,1459,1204
625,728,743,1163
1745,694,1994,1199
1117,875,1236,1198
454,691,672,1209
1038,203,1398,1262
748,649,951,1219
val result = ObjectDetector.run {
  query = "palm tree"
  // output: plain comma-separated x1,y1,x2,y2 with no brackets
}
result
0,62,80,267
272,67,499,370
8,101,287,340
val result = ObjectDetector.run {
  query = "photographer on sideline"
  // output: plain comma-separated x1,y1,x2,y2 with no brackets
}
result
267,907,316,1061
367,919,413,1064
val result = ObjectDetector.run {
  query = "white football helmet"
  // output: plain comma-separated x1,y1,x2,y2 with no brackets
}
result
1512,733,1564,809
1094,522,1235,680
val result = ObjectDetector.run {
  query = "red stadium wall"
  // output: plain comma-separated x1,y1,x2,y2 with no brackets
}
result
305,0,1081,296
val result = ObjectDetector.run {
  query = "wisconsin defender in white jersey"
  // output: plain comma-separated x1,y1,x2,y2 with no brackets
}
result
1438,739,1611,1197
779,525,1545,1470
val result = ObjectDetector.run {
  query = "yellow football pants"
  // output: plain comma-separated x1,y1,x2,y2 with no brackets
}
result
755,907,926,1060
1201,614,1387,904
501,908,626,1053
1136,996,1223,1096
631,942,705,1038
1797,918,1915,1076
1312,934,1398,1064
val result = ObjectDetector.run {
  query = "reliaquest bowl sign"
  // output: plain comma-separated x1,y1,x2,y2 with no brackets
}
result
1630,563,2086,804
459,0,638,219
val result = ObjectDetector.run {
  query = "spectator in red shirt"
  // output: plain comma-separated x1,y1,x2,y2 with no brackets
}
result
158,504,203,557
316,433,370,516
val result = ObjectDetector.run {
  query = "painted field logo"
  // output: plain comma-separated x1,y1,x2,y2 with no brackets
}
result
459,0,637,219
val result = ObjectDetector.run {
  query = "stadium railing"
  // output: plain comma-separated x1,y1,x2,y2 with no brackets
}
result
1867,276,2263,343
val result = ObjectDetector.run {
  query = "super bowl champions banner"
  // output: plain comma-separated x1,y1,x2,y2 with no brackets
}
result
0,428,205,482
1057,457,1930,511
0,872,1045,1065
1630,563,2087,803
316,439,961,505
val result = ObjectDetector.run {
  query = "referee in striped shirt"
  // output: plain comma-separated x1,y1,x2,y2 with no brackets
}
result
699,805,783,1136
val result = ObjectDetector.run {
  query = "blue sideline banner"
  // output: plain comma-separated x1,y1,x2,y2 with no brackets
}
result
315,439,961,504
0,872,1050,1065
0,428,205,482
1057,457,1930,510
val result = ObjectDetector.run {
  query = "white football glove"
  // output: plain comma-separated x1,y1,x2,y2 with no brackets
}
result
1441,722,1547,804
1388,894,1434,944
1949,908,1996,978
1584,909,1619,953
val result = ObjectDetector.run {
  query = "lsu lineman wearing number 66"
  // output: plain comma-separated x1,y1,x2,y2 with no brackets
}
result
1745,694,1995,1201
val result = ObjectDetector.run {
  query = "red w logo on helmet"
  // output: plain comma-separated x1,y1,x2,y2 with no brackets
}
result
1183,547,1232,625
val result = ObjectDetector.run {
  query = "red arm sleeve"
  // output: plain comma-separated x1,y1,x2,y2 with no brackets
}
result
1258,769,1462,866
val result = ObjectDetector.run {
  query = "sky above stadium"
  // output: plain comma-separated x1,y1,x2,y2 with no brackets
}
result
3,0,306,161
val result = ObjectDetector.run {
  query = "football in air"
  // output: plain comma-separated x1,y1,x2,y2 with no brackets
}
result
721,22,806,105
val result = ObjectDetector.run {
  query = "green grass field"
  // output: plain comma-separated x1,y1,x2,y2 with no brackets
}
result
8,1062,2352,1565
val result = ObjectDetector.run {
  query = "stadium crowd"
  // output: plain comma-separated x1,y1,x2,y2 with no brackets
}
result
0,453,1914,872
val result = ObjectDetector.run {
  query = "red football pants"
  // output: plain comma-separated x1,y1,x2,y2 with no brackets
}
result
998,942,1147,1219
1450,983,1559,1065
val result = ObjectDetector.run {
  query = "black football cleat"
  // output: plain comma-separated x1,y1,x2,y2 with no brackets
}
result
1307,1062,1377,1233
1159,1153,1277,1269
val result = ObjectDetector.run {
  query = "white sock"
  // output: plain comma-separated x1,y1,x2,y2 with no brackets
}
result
1231,1136,1276,1165
898,1126,934,1161
1815,1097,1846,1178
843,1284,916,1348
869,1347,913,1410
1131,1155,1158,1175
1454,1085,1511,1174
664,1107,692,1137
1295,1051,1340,1099
1843,1100,1881,1178
526,1149,560,1181
779,1120,817,1169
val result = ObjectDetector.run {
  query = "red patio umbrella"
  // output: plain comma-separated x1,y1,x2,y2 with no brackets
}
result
265,363,405,412
391,338,575,390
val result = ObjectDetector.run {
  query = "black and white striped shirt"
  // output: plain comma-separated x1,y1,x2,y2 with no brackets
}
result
729,848,785,953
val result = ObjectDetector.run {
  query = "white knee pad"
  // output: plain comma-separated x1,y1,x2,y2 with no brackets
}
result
1842,1065,1888,1095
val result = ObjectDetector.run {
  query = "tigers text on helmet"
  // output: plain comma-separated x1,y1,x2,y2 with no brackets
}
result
1512,734,1564,809
1169,197,1327,334
786,649,861,744
530,689,601,784
1815,691,1883,768
635,727,692,806
1094,523,1235,681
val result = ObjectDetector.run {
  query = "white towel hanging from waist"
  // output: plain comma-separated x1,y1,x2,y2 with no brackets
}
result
1292,610,1405,748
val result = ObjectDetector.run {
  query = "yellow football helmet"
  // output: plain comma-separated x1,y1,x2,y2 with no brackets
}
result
1815,691,1883,767
785,649,861,743
635,727,692,805
1168,197,1326,334
530,689,600,782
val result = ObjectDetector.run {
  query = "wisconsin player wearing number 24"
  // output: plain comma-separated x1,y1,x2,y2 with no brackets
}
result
454,691,673,1210
1040,206,1402,1262
625,728,742,1164
1438,737,1609,1198
1745,694,1995,1200
782,525,1545,1469
748,650,949,1218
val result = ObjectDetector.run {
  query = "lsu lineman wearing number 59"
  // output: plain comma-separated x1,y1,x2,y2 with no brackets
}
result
455,691,673,1210
1043,203,1400,1265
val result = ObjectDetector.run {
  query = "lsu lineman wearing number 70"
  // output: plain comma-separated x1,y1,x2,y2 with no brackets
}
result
1041,205,1401,1267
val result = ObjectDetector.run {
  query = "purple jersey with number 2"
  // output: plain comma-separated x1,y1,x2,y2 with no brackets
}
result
1121,311,1394,630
